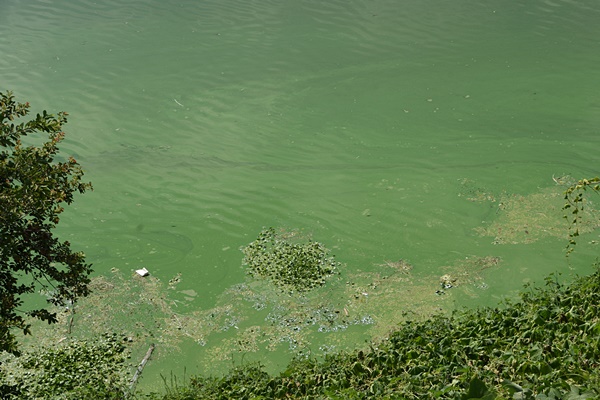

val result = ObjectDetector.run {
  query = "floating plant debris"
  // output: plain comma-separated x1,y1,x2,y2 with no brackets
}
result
241,227,340,292
460,178,600,245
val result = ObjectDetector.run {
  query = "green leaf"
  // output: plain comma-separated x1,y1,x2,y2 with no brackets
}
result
461,377,494,400
502,379,524,393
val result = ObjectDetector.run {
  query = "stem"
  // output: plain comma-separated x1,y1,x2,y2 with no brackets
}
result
127,343,156,397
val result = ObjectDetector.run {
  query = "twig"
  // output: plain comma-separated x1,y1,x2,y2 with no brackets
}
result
66,299,75,334
128,344,156,396
66,308,75,334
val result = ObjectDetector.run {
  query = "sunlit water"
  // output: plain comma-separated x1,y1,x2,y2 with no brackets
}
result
2,0,600,391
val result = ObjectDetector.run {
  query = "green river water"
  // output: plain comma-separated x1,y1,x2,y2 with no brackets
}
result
2,0,600,392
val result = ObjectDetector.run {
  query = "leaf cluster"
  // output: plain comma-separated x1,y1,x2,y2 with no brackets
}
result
1,91,93,353
0,333,130,399
241,228,340,292
143,266,600,399
562,177,600,256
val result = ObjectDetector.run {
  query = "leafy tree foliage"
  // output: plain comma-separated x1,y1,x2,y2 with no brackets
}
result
0,91,92,354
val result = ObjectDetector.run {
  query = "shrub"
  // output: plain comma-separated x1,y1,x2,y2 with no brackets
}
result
0,333,130,399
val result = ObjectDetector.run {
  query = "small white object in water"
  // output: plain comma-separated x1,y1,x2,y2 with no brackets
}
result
135,268,150,277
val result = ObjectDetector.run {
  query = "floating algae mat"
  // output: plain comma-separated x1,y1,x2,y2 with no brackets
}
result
21,228,504,375
460,177,600,245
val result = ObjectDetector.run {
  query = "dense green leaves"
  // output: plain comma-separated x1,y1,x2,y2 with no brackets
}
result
563,177,600,256
241,228,340,292
0,333,130,399
1,90,92,353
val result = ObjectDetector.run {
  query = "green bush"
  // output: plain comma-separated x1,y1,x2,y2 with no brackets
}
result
0,333,130,399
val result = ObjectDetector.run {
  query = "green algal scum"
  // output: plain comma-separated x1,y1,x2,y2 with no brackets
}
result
241,228,340,292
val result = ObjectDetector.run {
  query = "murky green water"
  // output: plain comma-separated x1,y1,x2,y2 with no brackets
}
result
2,0,600,391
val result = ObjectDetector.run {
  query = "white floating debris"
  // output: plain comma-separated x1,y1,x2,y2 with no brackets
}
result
135,268,150,277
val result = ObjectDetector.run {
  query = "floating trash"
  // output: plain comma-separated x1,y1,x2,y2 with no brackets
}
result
439,274,456,289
